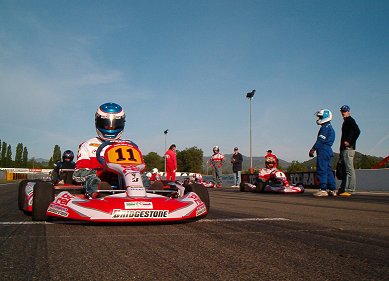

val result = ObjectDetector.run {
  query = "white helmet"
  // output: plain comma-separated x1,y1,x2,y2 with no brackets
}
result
152,168,159,174
213,146,219,153
315,109,332,125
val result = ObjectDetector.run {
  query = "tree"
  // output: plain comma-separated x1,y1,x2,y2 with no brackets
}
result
48,157,53,168
22,147,28,167
1,141,6,167
177,147,203,173
286,161,308,173
143,152,164,171
358,155,380,169
5,144,12,167
14,143,23,168
52,145,62,164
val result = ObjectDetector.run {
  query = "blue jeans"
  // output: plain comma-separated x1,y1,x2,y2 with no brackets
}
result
213,166,222,185
340,149,356,192
234,171,241,185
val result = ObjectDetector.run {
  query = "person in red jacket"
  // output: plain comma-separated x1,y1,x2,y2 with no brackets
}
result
165,144,177,181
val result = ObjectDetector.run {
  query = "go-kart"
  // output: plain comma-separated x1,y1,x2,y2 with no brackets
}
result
18,169,80,213
182,176,215,188
21,140,209,222
240,170,304,194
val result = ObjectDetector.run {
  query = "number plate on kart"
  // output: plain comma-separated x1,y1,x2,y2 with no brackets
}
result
105,144,143,165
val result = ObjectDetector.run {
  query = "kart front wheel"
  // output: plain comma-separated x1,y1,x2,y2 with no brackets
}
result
32,182,54,221
190,183,210,213
18,180,29,210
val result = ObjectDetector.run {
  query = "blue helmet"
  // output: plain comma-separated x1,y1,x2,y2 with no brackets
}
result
315,109,332,125
95,102,126,140
340,105,350,112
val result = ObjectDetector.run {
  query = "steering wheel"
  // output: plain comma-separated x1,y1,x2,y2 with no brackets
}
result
96,140,140,166
96,140,113,166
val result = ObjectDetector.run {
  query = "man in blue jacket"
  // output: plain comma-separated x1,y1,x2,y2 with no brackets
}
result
309,109,337,197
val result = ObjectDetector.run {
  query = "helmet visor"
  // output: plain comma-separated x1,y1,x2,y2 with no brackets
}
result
95,115,125,131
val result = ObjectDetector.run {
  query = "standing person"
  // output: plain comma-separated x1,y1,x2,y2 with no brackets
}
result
338,105,361,196
165,144,177,181
73,102,144,198
309,109,337,197
231,147,243,187
209,146,225,188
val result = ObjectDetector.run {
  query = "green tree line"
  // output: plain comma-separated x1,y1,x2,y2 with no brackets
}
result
0,138,385,172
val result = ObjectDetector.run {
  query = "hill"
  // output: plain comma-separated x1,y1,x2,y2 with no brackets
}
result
203,154,290,173
204,152,384,173
301,152,383,169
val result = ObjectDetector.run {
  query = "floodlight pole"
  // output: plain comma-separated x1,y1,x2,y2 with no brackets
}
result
246,90,256,169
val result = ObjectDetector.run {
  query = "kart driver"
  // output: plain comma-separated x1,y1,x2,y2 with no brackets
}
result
150,168,162,182
52,150,76,185
73,102,144,198
259,153,278,181
258,152,290,187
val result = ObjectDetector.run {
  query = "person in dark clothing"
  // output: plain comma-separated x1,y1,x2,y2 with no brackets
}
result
338,105,360,196
52,150,76,185
309,109,337,197
231,147,243,187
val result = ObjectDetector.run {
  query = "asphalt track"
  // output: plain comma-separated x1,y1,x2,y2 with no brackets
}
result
1,182,388,281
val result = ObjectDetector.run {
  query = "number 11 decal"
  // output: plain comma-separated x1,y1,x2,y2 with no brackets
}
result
115,148,137,162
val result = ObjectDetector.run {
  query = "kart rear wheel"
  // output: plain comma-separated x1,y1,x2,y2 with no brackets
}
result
239,183,246,192
18,180,29,210
32,182,54,221
190,183,210,213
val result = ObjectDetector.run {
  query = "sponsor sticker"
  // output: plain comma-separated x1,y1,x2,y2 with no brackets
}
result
26,182,35,196
124,201,153,209
47,205,69,217
112,209,169,219
196,204,207,216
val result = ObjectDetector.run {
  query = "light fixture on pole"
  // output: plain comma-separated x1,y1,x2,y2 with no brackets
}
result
246,90,255,169
164,129,168,173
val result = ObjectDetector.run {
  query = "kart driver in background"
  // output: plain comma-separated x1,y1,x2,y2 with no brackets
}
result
52,150,76,185
258,151,290,187
73,102,144,198
259,153,278,181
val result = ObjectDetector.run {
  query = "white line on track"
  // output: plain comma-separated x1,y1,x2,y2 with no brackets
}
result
0,217,290,225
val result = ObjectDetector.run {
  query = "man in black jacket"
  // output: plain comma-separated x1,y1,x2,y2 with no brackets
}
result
231,147,243,187
338,105,360,196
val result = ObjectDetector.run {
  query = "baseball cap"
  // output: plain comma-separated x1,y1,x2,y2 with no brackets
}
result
340,105,350,112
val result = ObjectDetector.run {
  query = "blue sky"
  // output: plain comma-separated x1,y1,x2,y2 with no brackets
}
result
0,0,388,163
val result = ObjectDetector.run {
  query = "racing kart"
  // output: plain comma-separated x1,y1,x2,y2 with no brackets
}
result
240,170,304,194
18,140,210,222
18,169,80,213
182,176,215,188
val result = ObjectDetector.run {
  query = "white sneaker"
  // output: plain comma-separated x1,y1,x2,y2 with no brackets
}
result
314,190,328,197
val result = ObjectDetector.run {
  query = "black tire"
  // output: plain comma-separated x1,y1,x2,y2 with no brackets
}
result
18,180,29,210
32,182,55,221
190,183,210,214
239,183,246,192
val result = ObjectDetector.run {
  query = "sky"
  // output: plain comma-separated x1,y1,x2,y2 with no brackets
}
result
0,0,388,163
